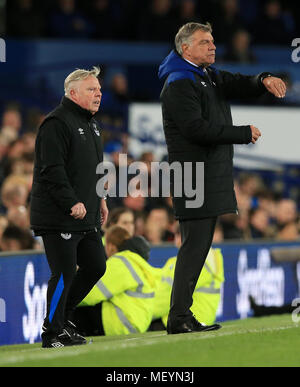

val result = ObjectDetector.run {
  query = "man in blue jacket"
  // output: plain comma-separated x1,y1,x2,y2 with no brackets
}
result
158,22,286,334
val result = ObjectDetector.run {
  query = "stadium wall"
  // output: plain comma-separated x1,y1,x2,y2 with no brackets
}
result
1,241,300,346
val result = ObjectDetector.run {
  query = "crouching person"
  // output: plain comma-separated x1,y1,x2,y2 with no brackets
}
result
73,225,158,336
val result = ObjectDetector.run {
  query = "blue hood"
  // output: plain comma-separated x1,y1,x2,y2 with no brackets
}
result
158,50,218,83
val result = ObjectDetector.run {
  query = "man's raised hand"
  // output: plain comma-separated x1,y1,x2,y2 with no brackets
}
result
263,76,286,98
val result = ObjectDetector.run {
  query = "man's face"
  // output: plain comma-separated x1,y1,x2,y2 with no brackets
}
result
70,76,102,114
182,30,216,67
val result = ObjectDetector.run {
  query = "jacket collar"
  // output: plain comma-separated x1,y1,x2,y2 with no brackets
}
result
61,96,94,121
158,49,218,80
119,236,150,261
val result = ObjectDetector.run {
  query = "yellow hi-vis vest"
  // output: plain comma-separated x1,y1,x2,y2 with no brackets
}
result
153,248,224,326
79,249,160,336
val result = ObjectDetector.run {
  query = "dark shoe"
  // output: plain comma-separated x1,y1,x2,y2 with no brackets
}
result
63,320,87,345
41,333,66,348
167,316,221,334
190,317,222,332
42,329,86,348
41,321,87,348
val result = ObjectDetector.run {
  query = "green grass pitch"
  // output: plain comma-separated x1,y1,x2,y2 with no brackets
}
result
1,315,299,367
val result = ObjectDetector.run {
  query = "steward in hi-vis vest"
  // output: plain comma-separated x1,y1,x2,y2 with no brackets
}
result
74,226,160,336
153,248,224,327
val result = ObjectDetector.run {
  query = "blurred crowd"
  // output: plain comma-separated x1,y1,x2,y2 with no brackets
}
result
5,0,299,47
0,103,299,253
1,0,300,252
5,0,300,116
4,0,300,142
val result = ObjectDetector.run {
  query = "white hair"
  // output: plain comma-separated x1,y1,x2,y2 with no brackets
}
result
64,66,100,96
175,22,213,55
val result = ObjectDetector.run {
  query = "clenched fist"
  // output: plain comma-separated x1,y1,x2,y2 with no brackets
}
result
70,202,87,220
250,125,261,144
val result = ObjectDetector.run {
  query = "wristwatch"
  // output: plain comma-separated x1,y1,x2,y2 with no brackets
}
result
260,73,273,83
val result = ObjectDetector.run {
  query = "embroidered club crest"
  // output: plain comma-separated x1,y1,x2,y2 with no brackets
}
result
93,123,100,136
61,233,72,240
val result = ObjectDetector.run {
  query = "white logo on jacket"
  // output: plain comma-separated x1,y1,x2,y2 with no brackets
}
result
93,123,100,136
61,233,72,240
78,128,85,135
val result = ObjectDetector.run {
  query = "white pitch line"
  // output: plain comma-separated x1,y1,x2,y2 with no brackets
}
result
0,324,298,366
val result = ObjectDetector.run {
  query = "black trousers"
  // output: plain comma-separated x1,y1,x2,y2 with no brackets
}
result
42,229,106,335
168,217,217,326
73,303,105,336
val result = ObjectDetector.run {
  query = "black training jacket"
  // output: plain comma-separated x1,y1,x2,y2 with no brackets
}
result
30,97,103,232
158,50,270,220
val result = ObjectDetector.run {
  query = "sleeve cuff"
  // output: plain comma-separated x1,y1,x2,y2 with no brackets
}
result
259,72,273,84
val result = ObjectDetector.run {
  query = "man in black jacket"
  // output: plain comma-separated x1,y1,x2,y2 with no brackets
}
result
158,22,286,334
30,67,108,348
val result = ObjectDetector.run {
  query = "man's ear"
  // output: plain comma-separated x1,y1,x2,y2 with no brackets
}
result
181,43,190,57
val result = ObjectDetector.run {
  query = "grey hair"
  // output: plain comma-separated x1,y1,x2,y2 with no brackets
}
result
175,22,213,55
64,66,100,96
